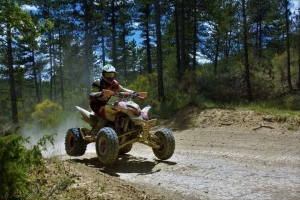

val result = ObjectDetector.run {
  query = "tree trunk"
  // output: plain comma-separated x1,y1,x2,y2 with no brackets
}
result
7,26,18,124
174,2,181,80
145,4,152,74
111,0,117,68
101,30,106,65
192,0,197,71
285,0,293,90
122,28,127,77
32,49,41,103
49,33,53,101
180,0,186,72
59,30,64,107
53,50,57,101
213,36,220,74
155,0,164,102
298,24,300,90
84,0,91,98
242,0,253,101
255,0,262,59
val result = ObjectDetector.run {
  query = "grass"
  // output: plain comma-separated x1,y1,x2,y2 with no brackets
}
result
245,103,300,117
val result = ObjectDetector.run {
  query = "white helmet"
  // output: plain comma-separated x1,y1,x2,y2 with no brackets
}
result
102,64,116,84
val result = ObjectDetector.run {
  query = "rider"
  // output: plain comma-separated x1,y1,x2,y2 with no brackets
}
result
89,64,135,136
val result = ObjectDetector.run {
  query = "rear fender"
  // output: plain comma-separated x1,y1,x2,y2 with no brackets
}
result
75,106,98,126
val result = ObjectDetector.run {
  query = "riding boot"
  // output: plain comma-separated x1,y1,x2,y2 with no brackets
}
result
90,118,107,136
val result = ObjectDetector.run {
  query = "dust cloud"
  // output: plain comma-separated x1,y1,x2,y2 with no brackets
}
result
20,115,95,157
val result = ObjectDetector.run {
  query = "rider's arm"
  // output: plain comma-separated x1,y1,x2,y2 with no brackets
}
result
91,79,101,92
110,80,137,96
90,92,102,98
119,86,139,97
121,87,134,93
112,80,134,93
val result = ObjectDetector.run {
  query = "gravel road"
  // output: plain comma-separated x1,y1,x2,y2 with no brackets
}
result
60,108,300,199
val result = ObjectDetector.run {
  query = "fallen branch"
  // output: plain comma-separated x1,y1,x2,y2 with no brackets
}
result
220,122,234,126
253,124,275,130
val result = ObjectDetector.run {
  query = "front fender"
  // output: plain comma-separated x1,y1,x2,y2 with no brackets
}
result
104,105,136,122
141,105,151,120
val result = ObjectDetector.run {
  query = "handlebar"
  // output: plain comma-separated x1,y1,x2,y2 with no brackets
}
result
102,89,147,99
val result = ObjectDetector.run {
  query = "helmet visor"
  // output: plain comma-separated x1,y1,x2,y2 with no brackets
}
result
104,72,115,79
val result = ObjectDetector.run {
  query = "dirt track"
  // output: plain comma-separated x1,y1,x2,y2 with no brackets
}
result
59,108,300,199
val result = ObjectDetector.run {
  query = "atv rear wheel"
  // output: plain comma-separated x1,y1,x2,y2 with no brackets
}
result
118,144,133,155
96,127,119,165
65,128,87,156
152,128,175,160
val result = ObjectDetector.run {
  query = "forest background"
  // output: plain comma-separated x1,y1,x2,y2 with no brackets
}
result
0,0,300,128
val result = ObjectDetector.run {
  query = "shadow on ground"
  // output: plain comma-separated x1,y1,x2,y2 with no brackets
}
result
70,154,177,177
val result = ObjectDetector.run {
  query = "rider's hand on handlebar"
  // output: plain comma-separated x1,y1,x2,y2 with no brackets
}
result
115,91,120,96
132,91,139,97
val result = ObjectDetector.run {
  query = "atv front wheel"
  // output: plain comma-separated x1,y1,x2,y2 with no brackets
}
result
65,128,87,156
96,127,119,165
152,128,175,160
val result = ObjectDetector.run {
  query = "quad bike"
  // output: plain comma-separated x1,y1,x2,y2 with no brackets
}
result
65,90,175,165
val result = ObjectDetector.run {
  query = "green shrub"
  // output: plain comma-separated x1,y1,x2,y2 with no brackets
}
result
0,129,54,199
284,94,300,111
31,99,63,128
18,107,34,124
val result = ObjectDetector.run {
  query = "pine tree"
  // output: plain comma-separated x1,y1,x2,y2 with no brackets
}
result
0,0,37,124
136,0,155,74
155,0,164,102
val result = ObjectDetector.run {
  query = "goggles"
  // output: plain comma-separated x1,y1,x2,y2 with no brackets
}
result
104,72,115,79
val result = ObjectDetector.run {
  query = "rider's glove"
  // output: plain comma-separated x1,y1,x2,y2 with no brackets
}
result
132,91,139,97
